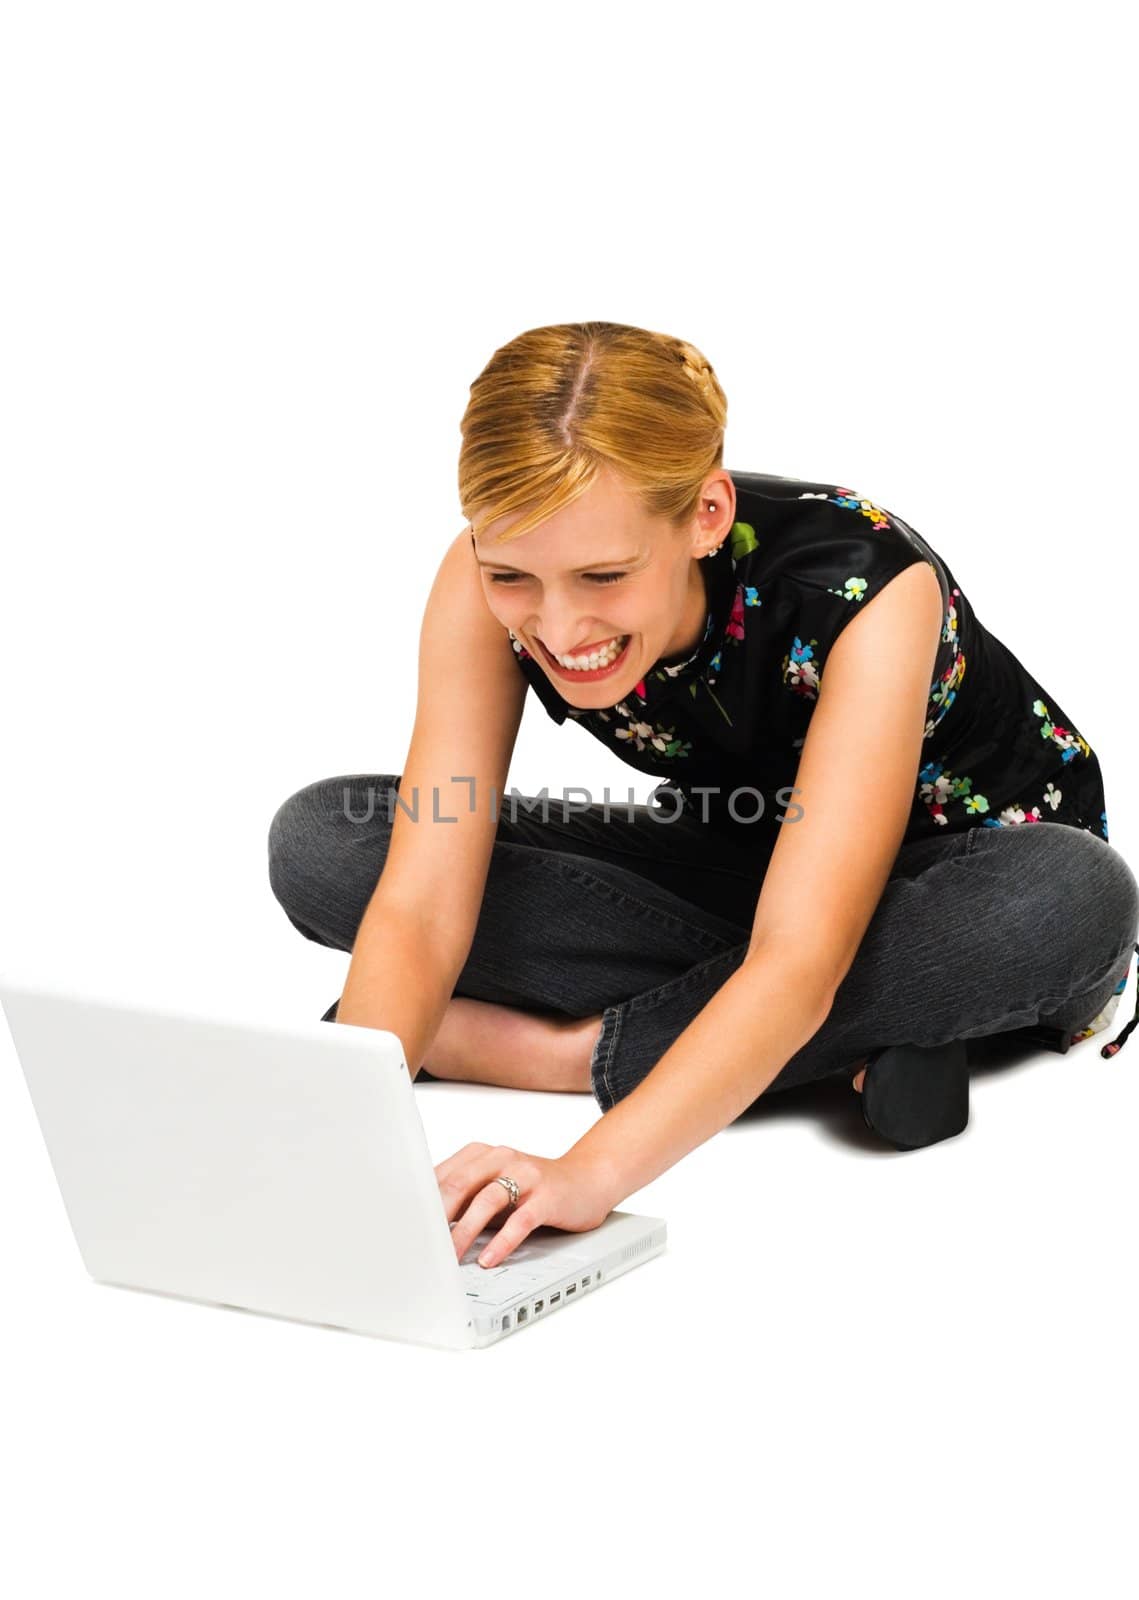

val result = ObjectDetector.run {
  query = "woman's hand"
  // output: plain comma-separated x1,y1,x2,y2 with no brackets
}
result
435,1143,618,1268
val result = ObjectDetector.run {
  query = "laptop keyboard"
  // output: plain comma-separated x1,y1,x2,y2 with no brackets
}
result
455,1230,572,1269
451,1228,592,1305
459,1261,552,1306
459,1260,511,1287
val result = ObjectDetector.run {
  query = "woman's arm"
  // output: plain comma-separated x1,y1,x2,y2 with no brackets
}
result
336,901,480,1080
335,525,527,1067
565,946,836,1202
557,560,947,1208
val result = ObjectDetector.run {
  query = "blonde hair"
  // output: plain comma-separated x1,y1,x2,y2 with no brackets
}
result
459,321,727,546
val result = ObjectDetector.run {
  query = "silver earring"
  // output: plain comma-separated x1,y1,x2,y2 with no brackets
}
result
700,501,720,557
702,501,717,558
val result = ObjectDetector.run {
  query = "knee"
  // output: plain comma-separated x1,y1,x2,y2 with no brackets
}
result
267,779,326,913
266,773,401,913
1072,828,1138,944
1029,826,1139,979
1099,840,1139,958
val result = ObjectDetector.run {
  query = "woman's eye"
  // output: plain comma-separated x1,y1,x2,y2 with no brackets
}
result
587,572,626,585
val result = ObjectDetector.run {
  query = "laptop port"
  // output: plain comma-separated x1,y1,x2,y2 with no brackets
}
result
517,1306,528,1323
566,1283,577,1295
502,1315,511,1330
534,1299,544,1312
583,1275,591,1286
550,1291,561,1304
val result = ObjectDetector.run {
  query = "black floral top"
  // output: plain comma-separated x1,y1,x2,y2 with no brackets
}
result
507,469,1136,1052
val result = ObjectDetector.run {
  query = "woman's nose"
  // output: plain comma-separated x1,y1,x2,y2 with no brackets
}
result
538,629,610,658
530,612,601,657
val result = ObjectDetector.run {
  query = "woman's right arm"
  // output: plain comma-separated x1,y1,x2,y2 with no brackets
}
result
334,525,528,1076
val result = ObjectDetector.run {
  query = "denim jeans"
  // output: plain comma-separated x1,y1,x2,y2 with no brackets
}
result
267,773,1139,1114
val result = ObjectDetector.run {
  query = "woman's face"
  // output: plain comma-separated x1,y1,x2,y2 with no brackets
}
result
472,467,735,706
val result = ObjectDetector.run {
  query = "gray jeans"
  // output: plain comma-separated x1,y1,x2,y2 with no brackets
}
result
267,773,1139,1113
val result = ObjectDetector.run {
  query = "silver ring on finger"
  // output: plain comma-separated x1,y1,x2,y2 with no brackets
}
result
494,1175,520,1207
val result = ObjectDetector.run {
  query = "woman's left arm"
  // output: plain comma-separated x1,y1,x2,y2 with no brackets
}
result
562,942,839,1203
565,559,946,1200
450,559,946,1266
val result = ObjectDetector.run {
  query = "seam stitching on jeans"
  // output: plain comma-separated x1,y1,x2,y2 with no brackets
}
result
603,1006,624,1109
621,942,748,1019
590,1008,613,1099
541,854,744,954
966,938,1139,1041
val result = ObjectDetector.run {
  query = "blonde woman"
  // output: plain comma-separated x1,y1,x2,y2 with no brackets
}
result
268,322,1139,1271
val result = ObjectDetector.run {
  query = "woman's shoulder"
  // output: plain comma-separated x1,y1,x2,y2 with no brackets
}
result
727,468,949,616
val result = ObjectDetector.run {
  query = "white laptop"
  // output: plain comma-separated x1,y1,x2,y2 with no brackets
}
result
0,974,667,1351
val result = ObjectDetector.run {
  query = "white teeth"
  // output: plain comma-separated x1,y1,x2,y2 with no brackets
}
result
551,635,627,670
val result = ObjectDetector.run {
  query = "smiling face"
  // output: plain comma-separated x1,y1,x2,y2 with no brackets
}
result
471,466,736,705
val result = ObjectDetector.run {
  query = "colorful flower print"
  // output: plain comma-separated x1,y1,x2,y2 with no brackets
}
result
726,588,746,641
825,576,869,603
827,491,890,530
926,650,967,740
918,760,990,826
782,637,820,700
1033,699,1092,763
943,588,961,647
729,520,759,559
594,703,693,758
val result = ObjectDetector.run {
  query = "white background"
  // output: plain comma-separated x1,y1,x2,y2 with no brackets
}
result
2,2,1136,1595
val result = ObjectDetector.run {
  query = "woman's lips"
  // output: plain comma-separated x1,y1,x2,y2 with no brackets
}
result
535,633,632,683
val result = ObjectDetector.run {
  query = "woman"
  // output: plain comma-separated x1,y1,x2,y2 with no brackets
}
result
267,321,1139,1271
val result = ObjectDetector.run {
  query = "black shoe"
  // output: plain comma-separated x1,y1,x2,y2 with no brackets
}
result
1006,1022,1072,1055
859,1038,970,1151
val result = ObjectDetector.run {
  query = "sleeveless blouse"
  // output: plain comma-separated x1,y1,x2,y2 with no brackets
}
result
502,468,1136,1055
